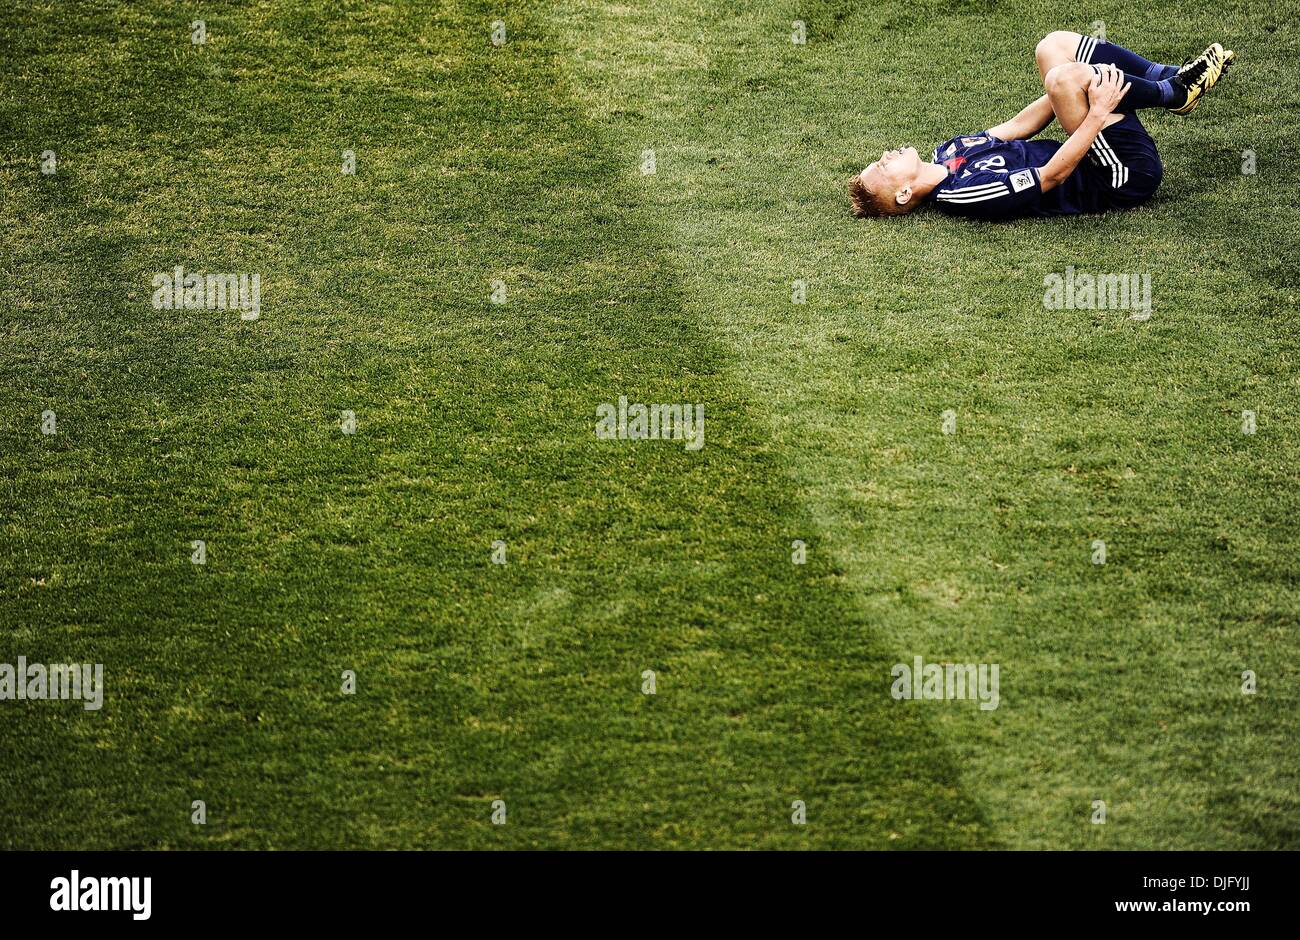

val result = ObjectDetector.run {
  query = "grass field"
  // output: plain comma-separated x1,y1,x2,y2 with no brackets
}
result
1,0,1297,849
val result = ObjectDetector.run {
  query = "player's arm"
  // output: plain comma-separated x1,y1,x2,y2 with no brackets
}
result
986,95,1055,141
1037,69,1130,192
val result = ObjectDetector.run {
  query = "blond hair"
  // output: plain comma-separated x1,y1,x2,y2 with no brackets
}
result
848,174,911,218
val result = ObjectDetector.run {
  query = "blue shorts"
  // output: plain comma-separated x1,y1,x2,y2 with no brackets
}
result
1079,112,1163,211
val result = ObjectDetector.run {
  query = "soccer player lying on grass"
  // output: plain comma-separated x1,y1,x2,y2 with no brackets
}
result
849,32,1235,220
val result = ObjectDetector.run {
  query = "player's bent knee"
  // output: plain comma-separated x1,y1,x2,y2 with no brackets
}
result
1044,61,1090,92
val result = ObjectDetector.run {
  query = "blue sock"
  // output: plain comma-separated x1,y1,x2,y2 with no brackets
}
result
1076,35,1179,81
1087,64,1184,110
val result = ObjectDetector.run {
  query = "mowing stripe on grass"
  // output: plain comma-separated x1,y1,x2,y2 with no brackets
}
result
545,0,1300,848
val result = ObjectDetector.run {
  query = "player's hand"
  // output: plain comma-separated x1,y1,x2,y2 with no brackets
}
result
1087,64,1130,117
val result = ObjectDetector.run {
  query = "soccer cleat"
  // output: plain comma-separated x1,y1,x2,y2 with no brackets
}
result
1169,43,1236,114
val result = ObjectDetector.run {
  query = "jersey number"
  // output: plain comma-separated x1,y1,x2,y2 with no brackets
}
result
971,155,1007,173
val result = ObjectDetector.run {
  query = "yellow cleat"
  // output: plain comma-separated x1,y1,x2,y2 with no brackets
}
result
1170,43,1236,115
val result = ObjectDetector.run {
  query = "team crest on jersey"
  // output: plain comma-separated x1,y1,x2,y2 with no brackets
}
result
960,136,987,147
943,143,957,158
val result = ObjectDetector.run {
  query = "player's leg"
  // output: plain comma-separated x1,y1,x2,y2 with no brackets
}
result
1073,35,1180,81
1046,58,1185,113
1043,62,1126,134
1043,63,1164,209
1036,31,1178,80
1039,38,1179,111
1037,32,1236,115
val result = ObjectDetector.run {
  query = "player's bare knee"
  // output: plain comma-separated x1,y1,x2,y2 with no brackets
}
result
1036,31,1080,70
1044,61,1090,93
1043,62,1068,91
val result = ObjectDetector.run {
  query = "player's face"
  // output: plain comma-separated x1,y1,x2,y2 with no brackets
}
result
859,146,923,196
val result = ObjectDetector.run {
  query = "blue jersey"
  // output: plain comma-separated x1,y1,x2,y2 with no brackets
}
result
926,131,1095,220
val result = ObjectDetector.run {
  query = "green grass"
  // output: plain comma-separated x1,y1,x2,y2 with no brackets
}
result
1,0,1297,849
